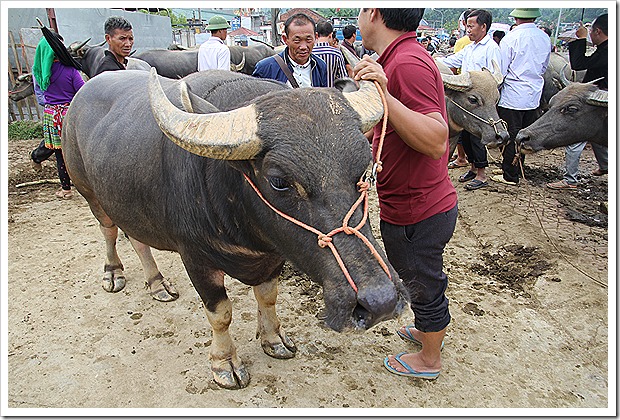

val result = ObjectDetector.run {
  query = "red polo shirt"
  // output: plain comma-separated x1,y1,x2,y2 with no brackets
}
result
373,32,457,225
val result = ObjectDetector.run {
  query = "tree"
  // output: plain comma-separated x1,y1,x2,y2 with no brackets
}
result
137,8,187,28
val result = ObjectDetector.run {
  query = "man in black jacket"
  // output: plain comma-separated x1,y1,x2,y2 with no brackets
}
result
569,13,608,88
547,13,608,190
92,16,134,77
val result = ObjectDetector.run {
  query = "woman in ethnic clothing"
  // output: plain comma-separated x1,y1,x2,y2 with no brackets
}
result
32,33,84,199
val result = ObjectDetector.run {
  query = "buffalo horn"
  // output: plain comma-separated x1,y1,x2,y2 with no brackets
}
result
17,73,32,82
96,40,107,47
339,45,360,67
232,52,246,72
148,68,262,160
559,64,571,88
491,60,503,86
69,38,91,53
441,71,472,92
586,89,608,107
179,81,194,113
342,80,385,133
585,76,605,86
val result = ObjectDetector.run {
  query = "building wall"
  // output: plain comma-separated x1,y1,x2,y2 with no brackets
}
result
7,8,172,71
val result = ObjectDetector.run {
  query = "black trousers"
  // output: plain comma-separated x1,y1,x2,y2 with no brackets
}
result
497,107,540,183
460,130,488,169
31,139,54,163
54,149,71,190
380,204,458,333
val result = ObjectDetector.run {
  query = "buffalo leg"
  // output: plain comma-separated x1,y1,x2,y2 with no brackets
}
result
99,224,126,293
181,257,250,389
127,237,178,302
448,134,460,160
253,279,297,359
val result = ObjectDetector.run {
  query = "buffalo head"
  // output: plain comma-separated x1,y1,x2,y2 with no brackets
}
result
518,82,608,153
440,61,510,147
9,73,34,102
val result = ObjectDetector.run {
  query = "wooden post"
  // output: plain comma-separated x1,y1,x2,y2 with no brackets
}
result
8,31,22,75
46,8,58,33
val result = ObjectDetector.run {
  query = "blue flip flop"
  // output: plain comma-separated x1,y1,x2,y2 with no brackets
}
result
383,352,440,380
396,326,445,350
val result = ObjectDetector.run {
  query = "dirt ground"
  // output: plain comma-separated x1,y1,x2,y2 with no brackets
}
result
5,138,611,413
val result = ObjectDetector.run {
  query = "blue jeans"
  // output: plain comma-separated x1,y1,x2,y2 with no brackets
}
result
380,204,458,333
564,142,608,184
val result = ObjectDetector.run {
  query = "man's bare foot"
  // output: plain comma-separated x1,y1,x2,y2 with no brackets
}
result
385,351,441,374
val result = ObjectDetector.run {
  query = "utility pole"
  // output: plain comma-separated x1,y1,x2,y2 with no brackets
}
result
553,8,562,47
270,8,280,46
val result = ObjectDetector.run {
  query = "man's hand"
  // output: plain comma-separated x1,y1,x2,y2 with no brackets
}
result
575,23,588,39
353,55,388,95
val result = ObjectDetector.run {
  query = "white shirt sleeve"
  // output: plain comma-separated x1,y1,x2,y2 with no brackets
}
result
438,49,464,70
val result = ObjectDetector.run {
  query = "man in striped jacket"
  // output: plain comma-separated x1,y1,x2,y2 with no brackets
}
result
312,20,348,87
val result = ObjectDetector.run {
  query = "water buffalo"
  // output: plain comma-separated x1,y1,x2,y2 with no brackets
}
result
67,40,106,78
132,49,198,79
9,73,35,102
517,82,608,152
62,68,407,389
68,41,150,78
229,44,277,74
540,52,586,111
134,44,277,77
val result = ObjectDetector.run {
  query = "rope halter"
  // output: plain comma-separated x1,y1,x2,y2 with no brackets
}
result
448,97,508,138
243,81,391,294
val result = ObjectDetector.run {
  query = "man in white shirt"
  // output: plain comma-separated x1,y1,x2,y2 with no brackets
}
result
198,16,231,71
491,8,550,186
438,9,501,191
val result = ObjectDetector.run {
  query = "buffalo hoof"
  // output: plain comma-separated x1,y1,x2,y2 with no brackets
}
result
102,267,126,293
146,274,179,302
212,362,251,389
261,332,297,359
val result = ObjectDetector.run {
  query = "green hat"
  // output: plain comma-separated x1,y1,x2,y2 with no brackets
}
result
206,15,230,30
509,8,541,19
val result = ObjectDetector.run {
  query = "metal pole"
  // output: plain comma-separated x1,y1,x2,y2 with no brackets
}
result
553,8,562,47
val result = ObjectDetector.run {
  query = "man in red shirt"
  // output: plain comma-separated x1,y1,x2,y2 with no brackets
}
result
354,8,457,380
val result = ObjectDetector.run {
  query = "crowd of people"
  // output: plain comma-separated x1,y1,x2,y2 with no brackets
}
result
27,8,607,381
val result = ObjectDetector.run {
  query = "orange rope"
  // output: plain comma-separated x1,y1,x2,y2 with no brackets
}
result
242,81,391,294
373,80,388,174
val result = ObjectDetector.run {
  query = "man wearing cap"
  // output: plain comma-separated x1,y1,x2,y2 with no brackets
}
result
198,15,231,71
491,8,550,186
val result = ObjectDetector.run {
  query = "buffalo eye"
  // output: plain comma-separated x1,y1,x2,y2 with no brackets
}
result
561,105,579,114
268,176,290,192
467,95,479,105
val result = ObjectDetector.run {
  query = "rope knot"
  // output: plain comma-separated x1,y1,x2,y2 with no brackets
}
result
357,180,370,193
343,226,356,235
375,161,383,173
318,234,332,248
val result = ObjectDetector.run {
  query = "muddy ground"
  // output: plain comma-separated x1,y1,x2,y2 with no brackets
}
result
5,138,610,413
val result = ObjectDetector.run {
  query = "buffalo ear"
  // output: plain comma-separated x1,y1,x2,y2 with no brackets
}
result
177,82,220,114
334,78,358,93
